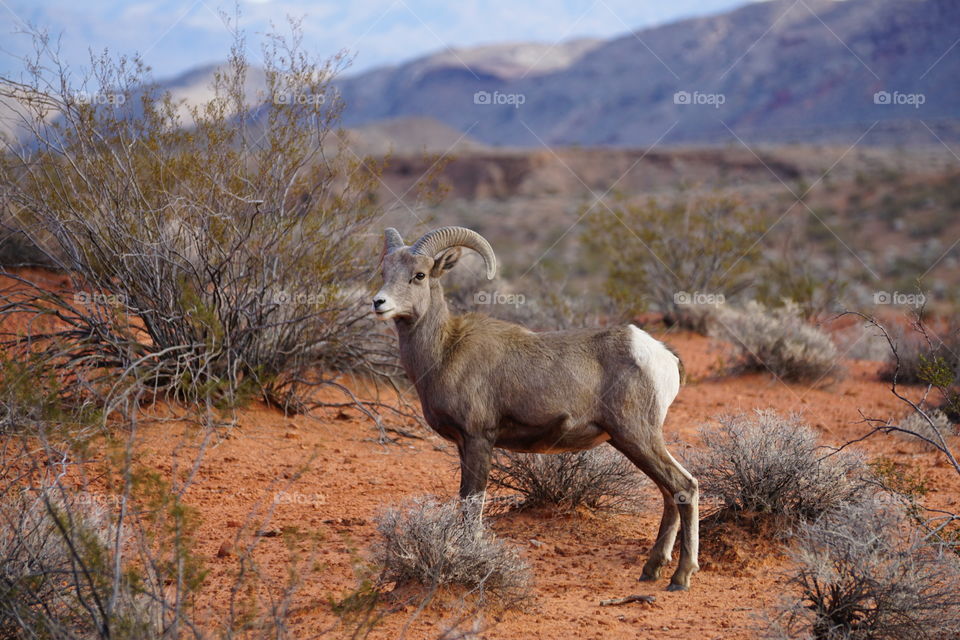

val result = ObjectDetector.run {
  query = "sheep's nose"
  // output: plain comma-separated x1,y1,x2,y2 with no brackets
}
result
373,298,387,309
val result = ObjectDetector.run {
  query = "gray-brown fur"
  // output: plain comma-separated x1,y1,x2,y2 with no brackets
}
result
372,226,700,590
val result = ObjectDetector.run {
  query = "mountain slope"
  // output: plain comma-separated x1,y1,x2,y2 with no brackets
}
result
335,0,960,146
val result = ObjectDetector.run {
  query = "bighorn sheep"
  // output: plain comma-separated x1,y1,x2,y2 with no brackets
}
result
372,226,699,590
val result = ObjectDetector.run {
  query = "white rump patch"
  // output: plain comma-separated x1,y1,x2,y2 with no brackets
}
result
628,325,681,424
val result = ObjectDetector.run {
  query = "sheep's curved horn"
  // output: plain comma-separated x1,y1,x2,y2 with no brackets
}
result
384,228,405,253
411,226,497,279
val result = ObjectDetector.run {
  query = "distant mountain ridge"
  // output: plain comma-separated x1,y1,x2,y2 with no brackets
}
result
6,0,957,148
333,0,960,146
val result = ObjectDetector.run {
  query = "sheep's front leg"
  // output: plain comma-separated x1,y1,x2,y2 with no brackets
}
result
457,435,493,499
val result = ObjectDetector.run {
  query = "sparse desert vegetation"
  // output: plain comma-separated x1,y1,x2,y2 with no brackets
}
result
489,448,646,513
688,410,869,521
372,495,530,604
1,5,959,639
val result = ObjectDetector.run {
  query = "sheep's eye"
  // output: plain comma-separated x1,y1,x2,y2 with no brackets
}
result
414,272,426,281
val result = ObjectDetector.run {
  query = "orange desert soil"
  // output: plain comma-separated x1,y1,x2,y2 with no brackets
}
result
2,270,956,639
130,333,958,640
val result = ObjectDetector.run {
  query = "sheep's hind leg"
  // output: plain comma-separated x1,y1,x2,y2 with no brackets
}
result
609,435,699,590
638,485,681,581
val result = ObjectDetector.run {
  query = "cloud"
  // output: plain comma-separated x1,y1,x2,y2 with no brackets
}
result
0,0,756,80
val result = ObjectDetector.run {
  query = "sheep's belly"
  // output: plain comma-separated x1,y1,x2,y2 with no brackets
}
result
495,417,609,454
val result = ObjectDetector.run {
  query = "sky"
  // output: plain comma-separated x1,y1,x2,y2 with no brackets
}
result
0,0,762,81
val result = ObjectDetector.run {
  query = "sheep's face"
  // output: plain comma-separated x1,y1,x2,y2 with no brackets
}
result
373,247,461,321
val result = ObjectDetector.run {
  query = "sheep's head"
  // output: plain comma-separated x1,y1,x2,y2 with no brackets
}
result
373,226,496,321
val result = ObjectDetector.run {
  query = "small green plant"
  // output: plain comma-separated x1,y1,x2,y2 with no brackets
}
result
869,457,930,520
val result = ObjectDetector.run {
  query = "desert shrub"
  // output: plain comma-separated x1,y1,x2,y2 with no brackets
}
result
0,488,159,639
0,26,396,410
584,192,766,330
0,352,101,435
766,501,960,640
711,300,841,382
687,411,868,520
489,447,645,512
893,408,957,451
755,223,850,321
879,323,960,386
372,495,529,603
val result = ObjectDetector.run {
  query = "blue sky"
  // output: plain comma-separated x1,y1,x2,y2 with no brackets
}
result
0,0,760,81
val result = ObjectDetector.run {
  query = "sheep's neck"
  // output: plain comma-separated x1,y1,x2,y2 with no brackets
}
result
394,283,451,387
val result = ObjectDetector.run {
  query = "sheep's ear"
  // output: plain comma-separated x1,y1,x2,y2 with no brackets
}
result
430,247,462,277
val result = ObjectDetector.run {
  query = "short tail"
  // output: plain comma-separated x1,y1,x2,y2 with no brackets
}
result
665,344,686,385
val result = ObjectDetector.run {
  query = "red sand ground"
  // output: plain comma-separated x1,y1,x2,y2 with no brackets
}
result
3,270,957,638
128,332,958,640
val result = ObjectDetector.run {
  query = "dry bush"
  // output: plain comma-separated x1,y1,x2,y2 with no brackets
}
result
584,192,766,330
879,321,960,386
488,447,646,513
711,300,842,382
766,501,960,640
687,411,868,521
894,408,957,451
0,487,162,640
0,25,398,411
372,496,530,604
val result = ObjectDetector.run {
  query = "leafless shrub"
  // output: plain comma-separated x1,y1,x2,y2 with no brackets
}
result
488,447,646,513
766,501,960,640
687,410,868,520
0,23,401,413
843,311,960,548
894,408,957,451
712,300,842,383
372,495,530,604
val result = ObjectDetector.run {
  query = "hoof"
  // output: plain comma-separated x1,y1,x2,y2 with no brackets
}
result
666,582,689,592
638,565,662,582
